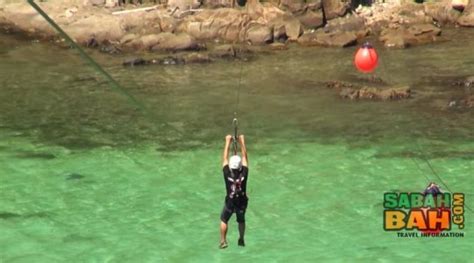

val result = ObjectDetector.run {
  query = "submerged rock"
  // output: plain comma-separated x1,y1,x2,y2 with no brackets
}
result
66,173,85,180
327,81,411,101
183,52,212,63
123,58,147,67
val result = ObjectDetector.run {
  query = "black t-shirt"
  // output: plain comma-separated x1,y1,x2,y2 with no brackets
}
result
223,165,248,199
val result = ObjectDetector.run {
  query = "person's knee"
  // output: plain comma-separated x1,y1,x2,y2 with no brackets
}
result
236,214,246,223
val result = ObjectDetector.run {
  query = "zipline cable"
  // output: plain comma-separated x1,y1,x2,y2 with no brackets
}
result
378,46,472,213
231,54,245,155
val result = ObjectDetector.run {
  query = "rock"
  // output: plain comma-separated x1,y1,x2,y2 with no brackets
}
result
273,24,287,41
379,24,441,48
105,0,119,8
269,42,288,50
325,15,366,33
205,0,234,8
326,80,354,90
123,58,147,67
321,0,349,20
179,9,251,42
160,16,177,33
306,0,322,11
159,56,186,65
246,24,273,45
327,81,410,101
183,53,212,63
280,0,306,14
100,41,121,54
66,15,124,44
298,30,357,47
151,33,201,51
340,87,359,100
120,33,137,45
84,0,105,6
341,86,411,100
424,1,462,25
458,0,474,26
168,0,201,10
269,15,303,41
323,15,368,39
378,86,411,100
298,10,324,29
210,44,237,58
452,75,474,87
133,34,163,50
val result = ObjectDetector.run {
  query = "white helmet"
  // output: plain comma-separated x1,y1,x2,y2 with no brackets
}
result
229,155,242,170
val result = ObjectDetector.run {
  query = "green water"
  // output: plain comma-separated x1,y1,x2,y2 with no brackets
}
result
0,28,473,262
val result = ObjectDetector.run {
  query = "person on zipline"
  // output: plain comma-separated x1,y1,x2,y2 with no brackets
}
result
219,134,249,249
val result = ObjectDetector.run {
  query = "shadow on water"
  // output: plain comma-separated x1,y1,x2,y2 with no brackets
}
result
0,211,51,220
15,151,56,160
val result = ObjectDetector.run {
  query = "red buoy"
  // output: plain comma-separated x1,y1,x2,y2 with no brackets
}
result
354,42,378,73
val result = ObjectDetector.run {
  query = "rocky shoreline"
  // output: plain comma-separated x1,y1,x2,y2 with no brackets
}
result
1,0,473,108
1,0,473,55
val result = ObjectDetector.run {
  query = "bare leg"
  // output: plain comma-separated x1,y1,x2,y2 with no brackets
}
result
220,221,228,248
238,222,245,246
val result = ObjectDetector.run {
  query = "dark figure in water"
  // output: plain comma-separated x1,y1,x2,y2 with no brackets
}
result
219,134,249,249
423,182,442,196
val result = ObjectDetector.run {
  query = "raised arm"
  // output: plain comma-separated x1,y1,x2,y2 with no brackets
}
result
239,135,248,167
222,135,232,167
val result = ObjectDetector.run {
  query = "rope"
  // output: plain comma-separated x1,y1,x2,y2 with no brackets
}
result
231,54,245,155
376,43,472,213
412,137,473,213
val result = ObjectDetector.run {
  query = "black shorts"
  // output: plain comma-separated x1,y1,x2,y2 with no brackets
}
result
220,197,248,224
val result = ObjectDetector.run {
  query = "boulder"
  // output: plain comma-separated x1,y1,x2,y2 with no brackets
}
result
129,34,162,50
321,0,349,20
151,33,201,51
245,24,273,45
298,30,357,48
323,15,368,39
298,10,324,29
66,15,124,44
269,15,303,41
458,0,474,26
306,0,322,11
379,24,441,48
179,9,251,42
424,1,462,25
279,0,306,14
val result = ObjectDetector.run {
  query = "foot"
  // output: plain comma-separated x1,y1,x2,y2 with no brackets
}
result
219,240,228,249
238,238,245,247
